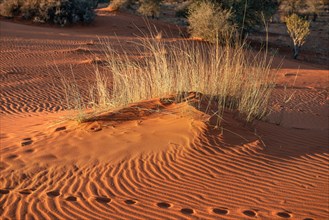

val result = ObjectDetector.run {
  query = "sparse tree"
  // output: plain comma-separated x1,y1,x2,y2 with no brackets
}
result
285,13,310,59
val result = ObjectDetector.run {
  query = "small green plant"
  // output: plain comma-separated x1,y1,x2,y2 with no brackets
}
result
187,0,236,43
285,13,310,59
138,0,161,18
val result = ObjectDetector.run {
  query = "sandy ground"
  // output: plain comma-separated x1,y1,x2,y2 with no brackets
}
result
0,12,328,219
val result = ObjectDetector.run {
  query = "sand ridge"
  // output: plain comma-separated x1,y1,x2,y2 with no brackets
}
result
1,11,329,220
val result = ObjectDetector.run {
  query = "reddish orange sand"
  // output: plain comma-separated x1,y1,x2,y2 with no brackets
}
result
0,12,328,219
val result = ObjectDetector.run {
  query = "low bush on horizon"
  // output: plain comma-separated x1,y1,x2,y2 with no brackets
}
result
212,0,278,35
57,32,277,124
0,0,98,25
280,0,325,21
108,0,133,11
186,0,278,42
175,0,191,18
187,1,236,43
0,0,21,17
138,0,161,18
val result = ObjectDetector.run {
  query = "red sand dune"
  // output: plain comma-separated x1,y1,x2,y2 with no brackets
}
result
0,12,328,219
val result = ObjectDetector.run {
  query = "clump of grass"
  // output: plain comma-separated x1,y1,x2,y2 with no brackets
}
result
52,65,89,123
57,31,276,125
104,35,275,124
88,66,112,111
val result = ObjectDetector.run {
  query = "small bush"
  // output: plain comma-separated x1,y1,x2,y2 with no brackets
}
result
187,0,236,43
0,0,97,25
109,0,132,11
175,0,191,18
138,0,161,18
219,0,279,35
0,0,22,17
71,0,97,24
285,13,310,59
280,0,323,21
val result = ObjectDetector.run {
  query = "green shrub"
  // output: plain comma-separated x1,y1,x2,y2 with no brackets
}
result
285,13,310,59
219,0,279,35
71,0,97,23
175,0,191,18
187,0,236,43
138,0,161,17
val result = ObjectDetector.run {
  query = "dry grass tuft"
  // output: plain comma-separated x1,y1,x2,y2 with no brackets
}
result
57,33,277,125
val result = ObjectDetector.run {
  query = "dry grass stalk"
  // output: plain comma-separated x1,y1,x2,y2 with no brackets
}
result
57,33,276,125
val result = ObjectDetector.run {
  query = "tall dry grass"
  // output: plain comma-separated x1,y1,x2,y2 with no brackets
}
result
57,33,276,124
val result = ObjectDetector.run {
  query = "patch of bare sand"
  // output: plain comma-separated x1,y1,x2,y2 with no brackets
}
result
1,12,328,220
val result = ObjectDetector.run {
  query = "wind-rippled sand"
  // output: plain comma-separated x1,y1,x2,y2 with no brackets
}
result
0,12,328,219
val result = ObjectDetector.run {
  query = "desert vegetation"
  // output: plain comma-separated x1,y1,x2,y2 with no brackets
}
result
183,0,279,42
58,33,276,124
187,1,236,43
138,0,161,17
279,0,326,21
1,0,328,219
285,13,310,59
216,0,279,33
0,0,98,25
108,0,132,11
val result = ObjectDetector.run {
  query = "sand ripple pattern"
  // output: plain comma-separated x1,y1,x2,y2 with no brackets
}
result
268,88,328,130
0,35,101,116
0,19,155,116
1,17,328,220
1,119,328,219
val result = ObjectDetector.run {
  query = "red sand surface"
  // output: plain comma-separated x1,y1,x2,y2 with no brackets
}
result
0,12,328,219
